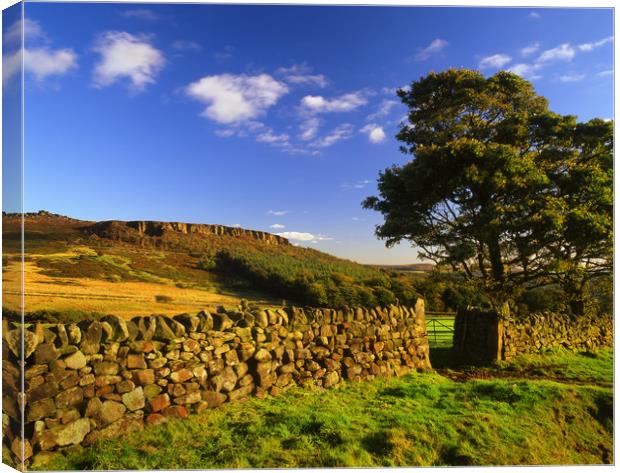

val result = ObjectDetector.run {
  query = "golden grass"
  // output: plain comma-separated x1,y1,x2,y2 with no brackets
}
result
2,257,273,319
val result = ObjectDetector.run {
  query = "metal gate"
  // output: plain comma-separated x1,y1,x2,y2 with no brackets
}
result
426,311,456,347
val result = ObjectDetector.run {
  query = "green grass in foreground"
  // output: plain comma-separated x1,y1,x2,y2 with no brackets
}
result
500,348,614,385
34,348,613,469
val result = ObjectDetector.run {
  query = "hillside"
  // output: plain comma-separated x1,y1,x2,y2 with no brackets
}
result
2,211,420,320
370,263,435,273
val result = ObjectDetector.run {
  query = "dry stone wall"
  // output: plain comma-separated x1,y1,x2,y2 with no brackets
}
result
2,301,430,466
500,311,613,361
453,307,613,364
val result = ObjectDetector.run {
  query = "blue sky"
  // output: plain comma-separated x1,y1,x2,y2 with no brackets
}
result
2,4,614,264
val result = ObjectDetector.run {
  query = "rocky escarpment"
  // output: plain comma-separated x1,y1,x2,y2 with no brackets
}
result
86,220,290,246
3,212,289,246
3,210,88,224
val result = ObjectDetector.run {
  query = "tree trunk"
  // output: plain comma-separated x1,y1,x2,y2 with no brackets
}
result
487,239,505,283
569,299,585,317
562,276,588,316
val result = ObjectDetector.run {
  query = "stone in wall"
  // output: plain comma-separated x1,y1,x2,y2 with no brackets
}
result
501,311,613,361
2,301,431,467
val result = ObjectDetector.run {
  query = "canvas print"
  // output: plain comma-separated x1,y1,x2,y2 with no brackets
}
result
1,2,613,470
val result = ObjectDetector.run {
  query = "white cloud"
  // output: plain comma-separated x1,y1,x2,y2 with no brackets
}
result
381,86,397,95
186,73,288,124
509,38,611,82
4,18,44,44
280,146,321,157
120,9,161,21
508,63,543,80
415,38,448,61
268,210,290,216
367,99,399,120
578,36,613,52
299,117,320,141
529,12,542,19
479,54,512,69
24,47,77,81
93,31,165,91
231,223,242,228
311,123,354,148
215,129,236,138
537,43,575,63
277,232,332,242
301,92,367,113
359,124,386,144
256,130,289,145
208,117,314,156
171,40,202,53
277,64,328,88
342,180,372,190
598,70,613,77
277,231,315,241
2,50,21,85
247,121,267,132
558,73,585,83
270,224,285,229
520,43,540,57
3,20,77,86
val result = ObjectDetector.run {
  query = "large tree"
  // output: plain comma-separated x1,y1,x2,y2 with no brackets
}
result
363,69,612,313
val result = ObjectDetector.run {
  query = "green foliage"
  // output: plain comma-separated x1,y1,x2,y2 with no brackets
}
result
516,286,567,314
209,246,420,308
515,275,613,315
363,69,613,313
588,275,613,314
196,256,217,271
36,349,613,469
405,271,488,312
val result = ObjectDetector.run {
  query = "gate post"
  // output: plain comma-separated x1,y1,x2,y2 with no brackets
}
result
453,306,503,365
413,298,432,369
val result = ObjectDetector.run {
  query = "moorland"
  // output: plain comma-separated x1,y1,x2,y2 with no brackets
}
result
2,211,474,322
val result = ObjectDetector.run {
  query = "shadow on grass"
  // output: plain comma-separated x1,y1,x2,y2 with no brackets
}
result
300,420,345,447
362,431,395,456
429,346,468,369
437,444,475,466
430,345,501,371
591,392,613,434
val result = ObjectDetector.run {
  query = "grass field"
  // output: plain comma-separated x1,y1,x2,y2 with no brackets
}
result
31,347,613,469
2,256,278,319
425,312,456,347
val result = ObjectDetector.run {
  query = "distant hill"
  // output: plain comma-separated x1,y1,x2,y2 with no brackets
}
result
2,211,421,319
